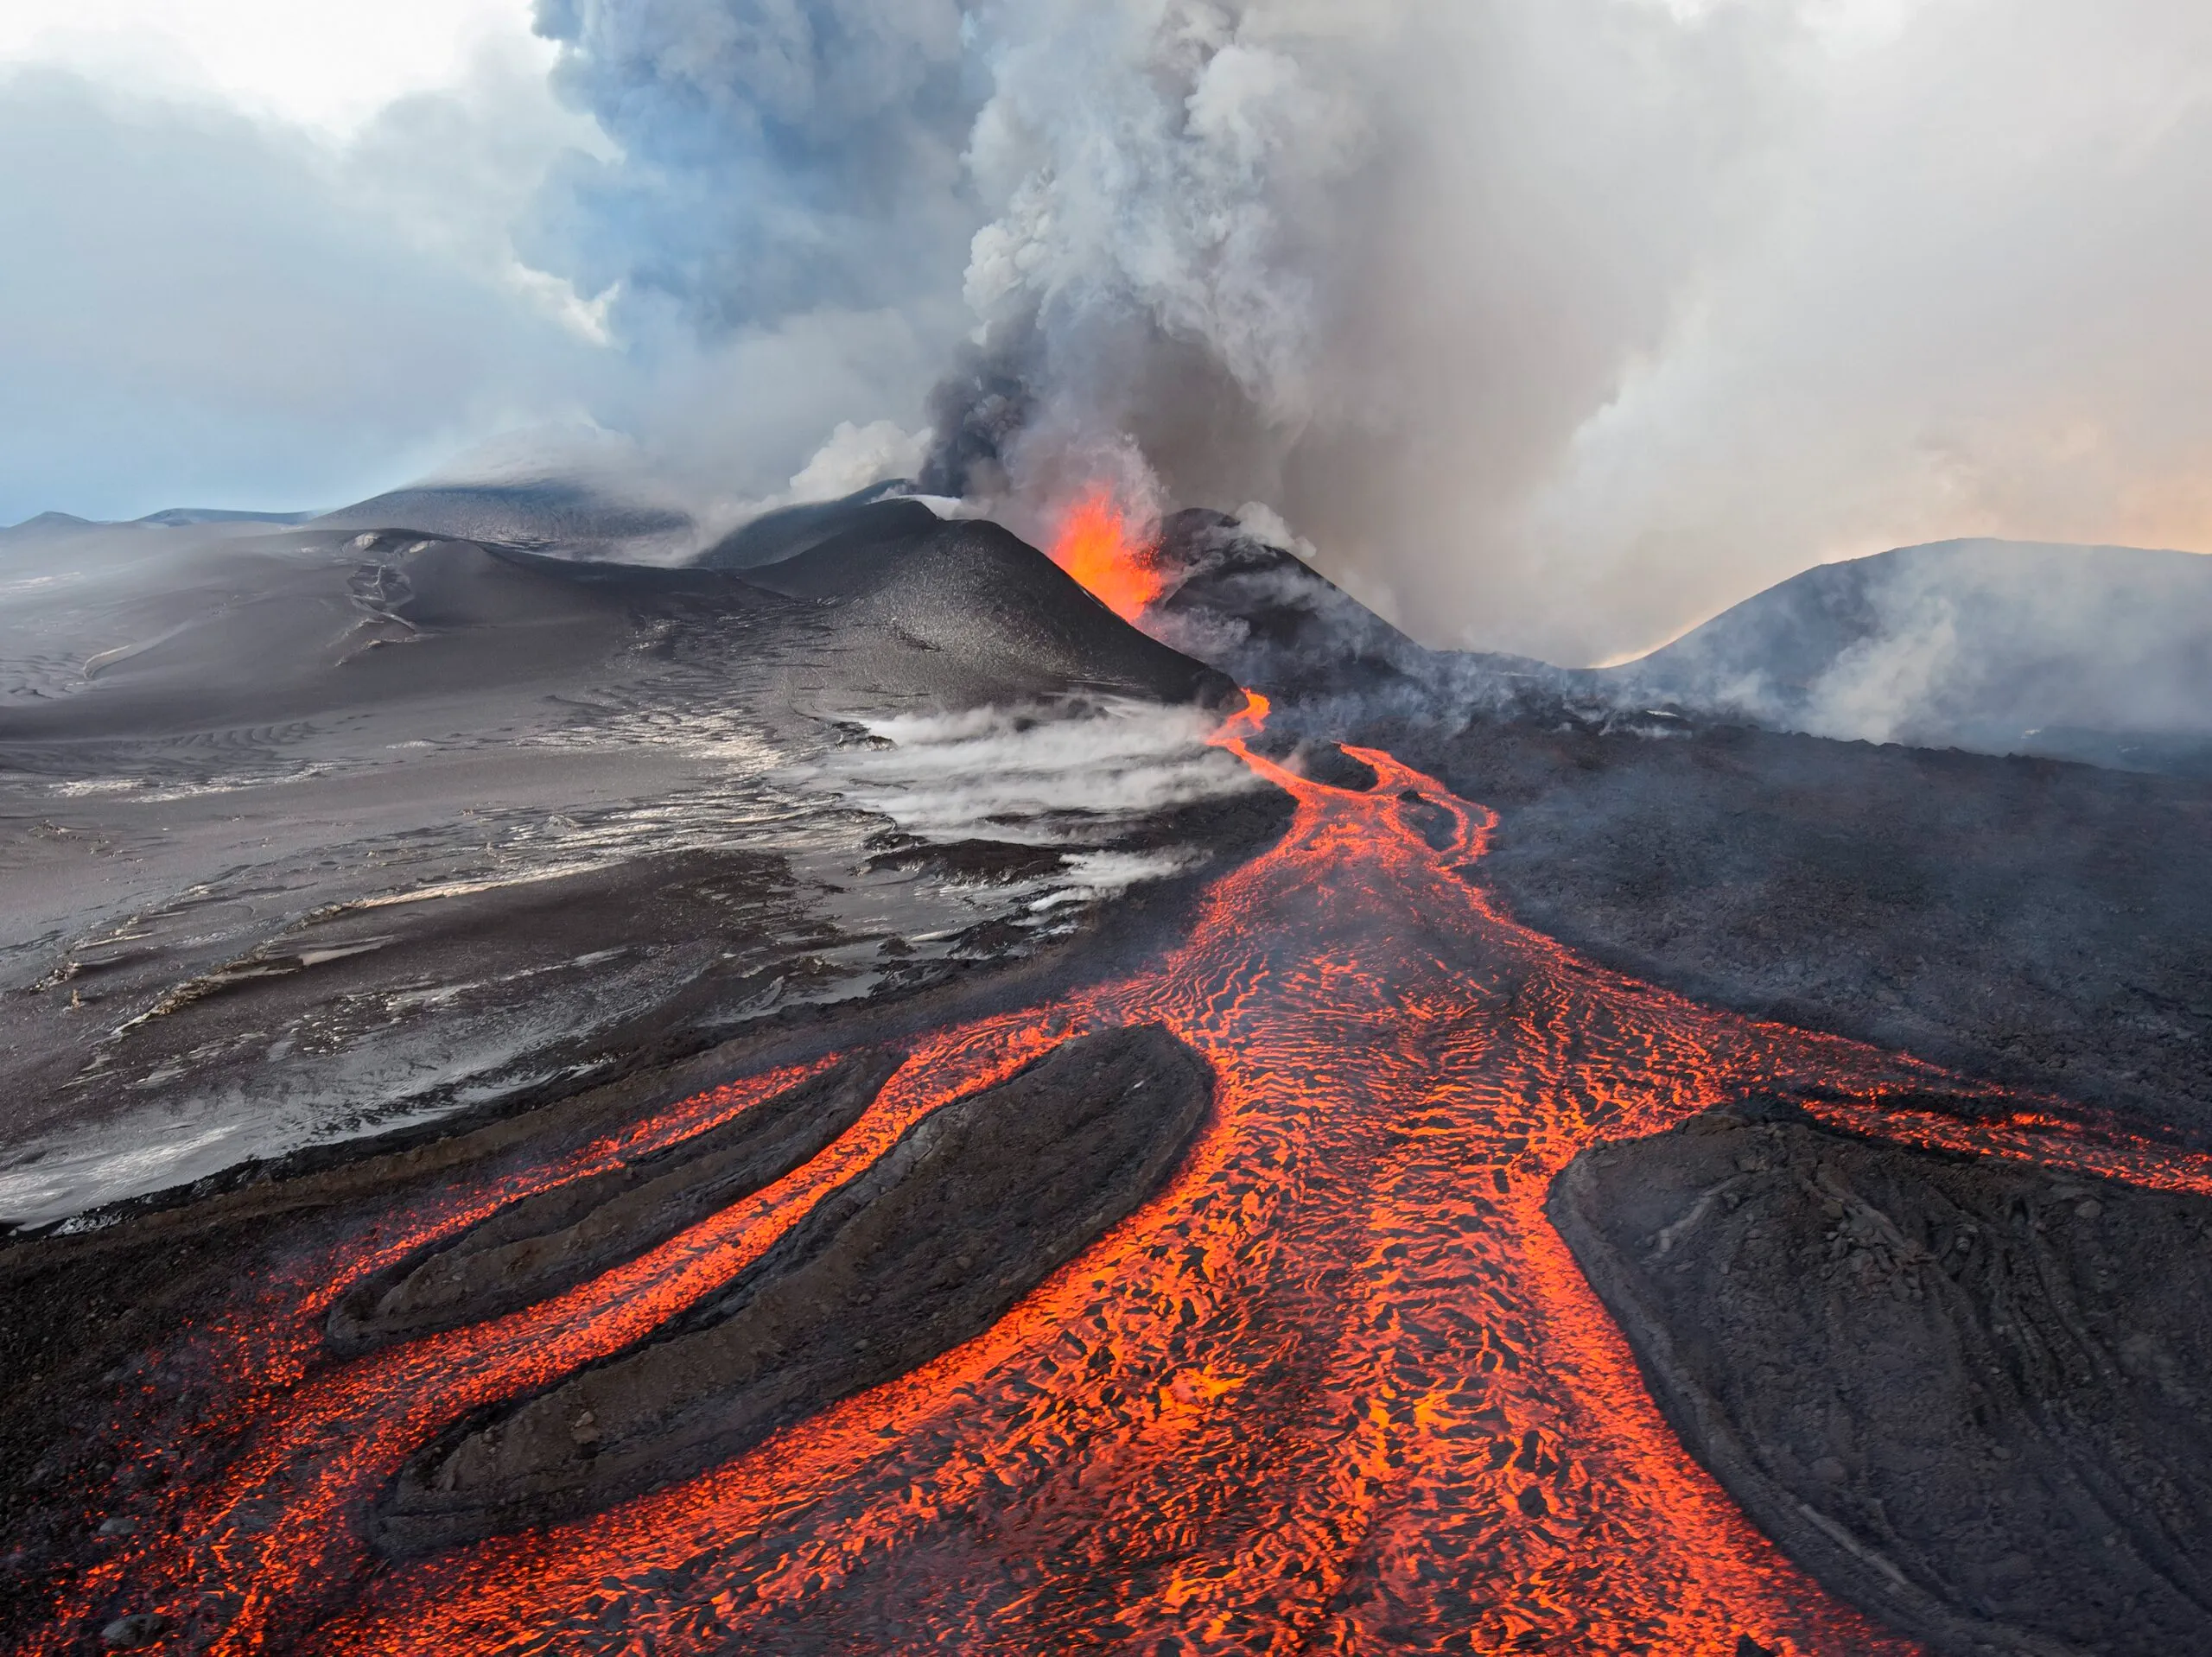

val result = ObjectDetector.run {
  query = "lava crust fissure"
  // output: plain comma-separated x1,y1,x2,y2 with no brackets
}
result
327,1051,907,1355
1549,1097,2212,1657
376,1023,1212,1552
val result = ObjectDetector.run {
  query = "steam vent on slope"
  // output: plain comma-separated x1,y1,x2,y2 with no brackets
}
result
4,487,2212,1657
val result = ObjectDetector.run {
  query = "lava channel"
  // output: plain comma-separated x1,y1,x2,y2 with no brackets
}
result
33,691,2212,1657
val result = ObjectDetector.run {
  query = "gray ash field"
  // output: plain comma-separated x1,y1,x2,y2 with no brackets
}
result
0,503,1255,1228
2,490,2209,1655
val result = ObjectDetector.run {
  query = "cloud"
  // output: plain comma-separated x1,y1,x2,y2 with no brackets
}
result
1492,0,2212,663
912,0,2212,663
0,18,954,527
0,59,607,522
887,0,1802,618
0,0,545,135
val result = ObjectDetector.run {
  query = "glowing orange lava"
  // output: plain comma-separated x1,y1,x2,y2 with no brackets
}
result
30,702,2212,1655
1049,488,1164,622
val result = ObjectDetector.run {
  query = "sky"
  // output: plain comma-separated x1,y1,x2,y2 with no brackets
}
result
3,0,2209,664
0,0,538,133
0,0,613,524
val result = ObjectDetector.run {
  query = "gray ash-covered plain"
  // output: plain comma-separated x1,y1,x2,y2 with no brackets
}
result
0,491,1282,1638
0,498,1254,1228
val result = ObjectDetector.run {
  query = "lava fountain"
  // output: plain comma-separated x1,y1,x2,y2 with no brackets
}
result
29,563,2212,1654
1048,487,1166,623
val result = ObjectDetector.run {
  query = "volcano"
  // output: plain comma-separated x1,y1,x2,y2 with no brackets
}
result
3,490,2210,1655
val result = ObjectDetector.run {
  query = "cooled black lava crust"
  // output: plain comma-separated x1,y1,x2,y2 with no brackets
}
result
326,1051,909,1355
378,1024,1213,1552
1551,1097,2212,1657
1429,717,2212,1139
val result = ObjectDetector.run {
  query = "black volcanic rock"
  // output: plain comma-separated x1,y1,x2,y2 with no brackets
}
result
1551,1098,2212,1657
1431,718,2212,1133
378,1024,1212,1551
326,1051,906,1355
1246,730,1380,791
863,838,1072,883
1141,510,1571,725
744,514,1238,709
1147,508,1433,699
504,504,1236,712
694,485,941,572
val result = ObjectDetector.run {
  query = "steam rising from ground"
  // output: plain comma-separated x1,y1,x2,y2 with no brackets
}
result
1619,539,2212,755
815,700,1261,847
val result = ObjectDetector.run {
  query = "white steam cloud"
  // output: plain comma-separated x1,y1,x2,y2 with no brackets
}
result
932,0,2212,663
812,699,1261,846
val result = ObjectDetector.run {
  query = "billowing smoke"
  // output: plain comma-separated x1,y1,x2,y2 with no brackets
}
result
527,0,977,333
934,2,1382,510
524,0,2212,663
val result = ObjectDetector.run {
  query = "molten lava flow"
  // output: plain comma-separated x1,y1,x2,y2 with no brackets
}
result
31,704,2212,1654
1049,487,1164,622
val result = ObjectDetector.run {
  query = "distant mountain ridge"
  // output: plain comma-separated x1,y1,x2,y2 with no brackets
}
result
1,506,314,546
1601,538,2212,773
313,481,691,557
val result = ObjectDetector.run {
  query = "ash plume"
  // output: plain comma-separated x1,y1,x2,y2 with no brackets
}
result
526,0,979,333
515,0,2212,666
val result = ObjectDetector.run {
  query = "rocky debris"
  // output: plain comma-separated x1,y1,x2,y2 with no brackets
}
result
378,1024,1213,1552
1550,1096,2212,1656
99,1611,168,1648
327,1051,905,1354
1148,509,1431,701
862,838,1071,885
1247,732,1379,792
